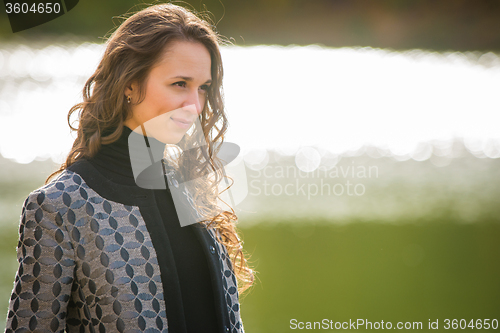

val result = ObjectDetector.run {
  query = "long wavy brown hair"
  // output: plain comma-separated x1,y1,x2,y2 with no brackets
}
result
47,3,254,294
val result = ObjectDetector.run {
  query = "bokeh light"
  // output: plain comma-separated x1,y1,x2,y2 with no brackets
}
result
0,43,499,164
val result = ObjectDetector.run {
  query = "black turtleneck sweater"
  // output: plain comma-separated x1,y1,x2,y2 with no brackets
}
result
86,126,218,333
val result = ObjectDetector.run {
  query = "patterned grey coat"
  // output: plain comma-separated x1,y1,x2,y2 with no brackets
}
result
5,164,244,333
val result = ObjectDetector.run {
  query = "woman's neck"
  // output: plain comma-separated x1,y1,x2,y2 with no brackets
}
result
88,126,167,187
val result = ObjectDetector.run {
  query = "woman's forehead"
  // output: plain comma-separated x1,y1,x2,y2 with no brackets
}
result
154,40,212,77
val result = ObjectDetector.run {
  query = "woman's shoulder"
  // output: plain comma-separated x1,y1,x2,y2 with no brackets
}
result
24,159,146,217
23,167,89,210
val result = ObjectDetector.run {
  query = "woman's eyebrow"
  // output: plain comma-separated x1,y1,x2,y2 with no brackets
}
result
172,75,212,84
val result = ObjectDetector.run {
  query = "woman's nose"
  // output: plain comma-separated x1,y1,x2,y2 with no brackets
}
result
182,90,203,115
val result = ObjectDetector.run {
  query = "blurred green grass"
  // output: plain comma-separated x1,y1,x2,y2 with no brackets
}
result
239,220,500,332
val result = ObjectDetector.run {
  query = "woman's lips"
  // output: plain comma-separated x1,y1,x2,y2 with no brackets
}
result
171,117,192,129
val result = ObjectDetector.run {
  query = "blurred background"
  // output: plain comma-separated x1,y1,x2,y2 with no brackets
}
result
1,0,500,331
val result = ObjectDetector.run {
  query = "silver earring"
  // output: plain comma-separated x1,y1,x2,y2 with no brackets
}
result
127,95,131,104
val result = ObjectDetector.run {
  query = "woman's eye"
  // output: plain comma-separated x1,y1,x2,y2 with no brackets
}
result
173,81,186,87
199,84,210,92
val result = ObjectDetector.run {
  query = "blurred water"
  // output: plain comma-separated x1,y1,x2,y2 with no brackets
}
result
0,42,499,166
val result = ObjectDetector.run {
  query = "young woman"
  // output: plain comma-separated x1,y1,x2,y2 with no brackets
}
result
5,4,253,333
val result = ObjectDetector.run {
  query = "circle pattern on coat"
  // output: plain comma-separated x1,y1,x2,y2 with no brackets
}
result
7,171,167,332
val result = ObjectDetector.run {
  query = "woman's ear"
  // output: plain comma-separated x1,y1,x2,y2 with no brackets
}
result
124,81,137,98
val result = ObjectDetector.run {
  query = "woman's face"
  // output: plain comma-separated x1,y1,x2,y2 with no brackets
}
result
124,40,212,144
